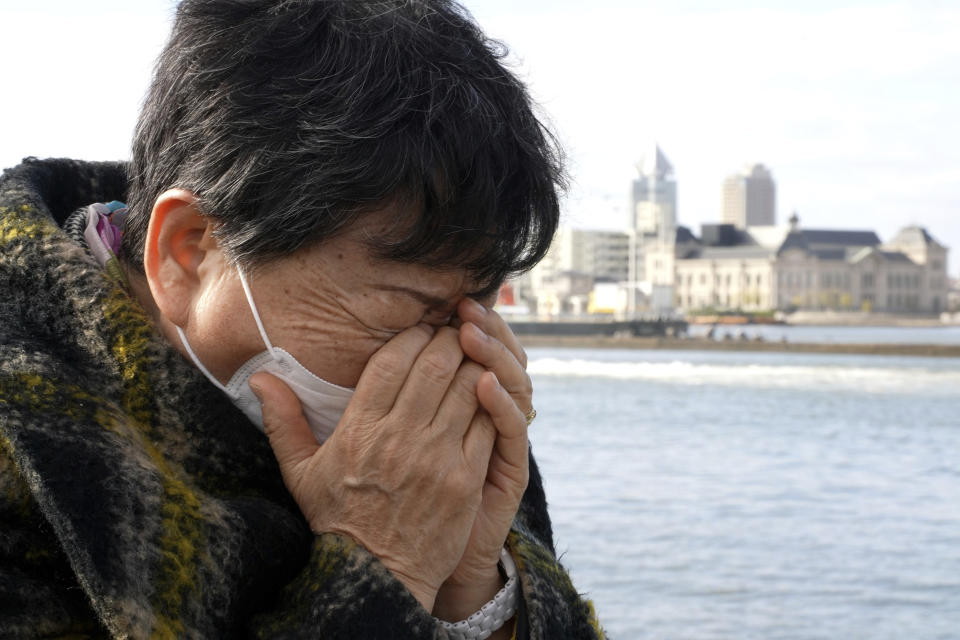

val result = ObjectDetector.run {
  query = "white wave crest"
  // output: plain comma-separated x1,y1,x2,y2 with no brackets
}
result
527,358,960,395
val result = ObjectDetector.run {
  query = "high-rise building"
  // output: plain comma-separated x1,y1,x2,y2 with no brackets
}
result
721,163,776,228
627,143,678,314
631,143,677,242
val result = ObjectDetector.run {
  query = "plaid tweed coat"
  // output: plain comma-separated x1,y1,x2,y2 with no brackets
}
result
0,158,605,639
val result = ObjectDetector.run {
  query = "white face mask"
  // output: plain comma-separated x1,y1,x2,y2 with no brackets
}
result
175,268,354,445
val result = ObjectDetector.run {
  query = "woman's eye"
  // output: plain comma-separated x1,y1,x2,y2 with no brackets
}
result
422,308,454,326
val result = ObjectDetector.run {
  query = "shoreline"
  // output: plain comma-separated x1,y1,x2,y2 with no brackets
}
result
517,335,960,358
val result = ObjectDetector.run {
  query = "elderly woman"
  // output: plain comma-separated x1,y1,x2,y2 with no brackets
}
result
0,1,605,638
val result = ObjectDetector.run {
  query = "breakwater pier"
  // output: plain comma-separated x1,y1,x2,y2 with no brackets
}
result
507,318,688,338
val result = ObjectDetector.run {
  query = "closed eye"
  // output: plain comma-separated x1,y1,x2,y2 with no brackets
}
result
422,308,455,326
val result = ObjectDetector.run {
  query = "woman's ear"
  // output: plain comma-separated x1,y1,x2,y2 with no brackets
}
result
143,189,216,327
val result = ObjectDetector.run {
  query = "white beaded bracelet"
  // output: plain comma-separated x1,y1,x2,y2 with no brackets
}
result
436,547,519,640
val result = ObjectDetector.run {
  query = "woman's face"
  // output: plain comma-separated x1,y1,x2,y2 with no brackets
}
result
188,213,493,388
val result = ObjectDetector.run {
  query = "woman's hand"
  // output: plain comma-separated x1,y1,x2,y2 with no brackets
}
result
432,300,532,624
250,323,501,612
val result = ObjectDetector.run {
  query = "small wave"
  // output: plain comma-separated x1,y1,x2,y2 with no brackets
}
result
527,358,960,395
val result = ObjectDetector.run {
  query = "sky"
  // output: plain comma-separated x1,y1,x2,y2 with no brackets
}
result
3,1,958,275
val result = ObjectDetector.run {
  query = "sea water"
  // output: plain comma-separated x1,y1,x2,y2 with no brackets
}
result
527,347,960,639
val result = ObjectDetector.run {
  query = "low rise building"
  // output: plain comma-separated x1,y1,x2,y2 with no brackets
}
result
526,226,630,316
647,214,949,313
948,278,960,313
531,270,596,317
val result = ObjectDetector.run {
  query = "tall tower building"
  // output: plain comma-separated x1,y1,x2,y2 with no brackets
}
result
631,143,677,242
721,163,776,228
627,143,678,314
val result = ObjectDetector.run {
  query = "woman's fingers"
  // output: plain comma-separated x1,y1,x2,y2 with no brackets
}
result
250,372,318,490
445,370,528,593
457,298,528,369
458,321,532,413
391,326,466,426
348,322,436,419
432,359,489,452
475,371,529,476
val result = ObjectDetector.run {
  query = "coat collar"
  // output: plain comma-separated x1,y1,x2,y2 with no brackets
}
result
0,159,310,636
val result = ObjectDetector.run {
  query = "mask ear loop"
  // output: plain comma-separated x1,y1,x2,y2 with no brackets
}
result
176,325,230,395
237,266,277,356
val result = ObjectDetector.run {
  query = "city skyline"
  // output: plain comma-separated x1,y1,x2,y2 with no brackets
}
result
3,0,958,274
470,1,959,276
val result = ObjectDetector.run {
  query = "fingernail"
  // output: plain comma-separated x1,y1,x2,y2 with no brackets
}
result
248,378,264,402
417,321,436,335
465,298,486,315
470,322,490,342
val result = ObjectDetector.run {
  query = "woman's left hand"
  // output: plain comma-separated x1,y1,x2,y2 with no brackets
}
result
432,299,532,623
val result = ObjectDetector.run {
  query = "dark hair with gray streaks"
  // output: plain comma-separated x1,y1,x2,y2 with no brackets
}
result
123,0,564,293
